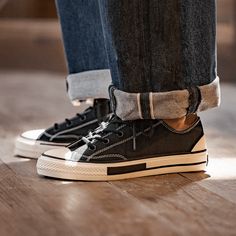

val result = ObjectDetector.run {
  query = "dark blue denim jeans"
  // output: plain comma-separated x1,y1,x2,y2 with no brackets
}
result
56,0,220,120
56,0,111,102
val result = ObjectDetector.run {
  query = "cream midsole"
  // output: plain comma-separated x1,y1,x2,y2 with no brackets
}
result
37,151,208,181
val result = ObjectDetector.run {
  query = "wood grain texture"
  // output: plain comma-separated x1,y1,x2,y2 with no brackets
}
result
0,71,235,236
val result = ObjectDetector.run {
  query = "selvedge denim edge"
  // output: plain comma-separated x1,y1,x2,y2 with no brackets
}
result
110,77,220,120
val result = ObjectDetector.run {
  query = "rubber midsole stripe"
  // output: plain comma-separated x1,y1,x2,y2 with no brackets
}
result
107,161,206,175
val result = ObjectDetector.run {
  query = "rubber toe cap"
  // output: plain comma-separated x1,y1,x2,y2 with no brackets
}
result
21,129,45,140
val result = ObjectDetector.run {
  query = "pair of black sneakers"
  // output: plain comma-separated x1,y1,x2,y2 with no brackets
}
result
15,99,208,181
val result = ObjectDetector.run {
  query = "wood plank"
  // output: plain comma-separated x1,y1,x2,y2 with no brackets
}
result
111,173,236,236
0,157,175,236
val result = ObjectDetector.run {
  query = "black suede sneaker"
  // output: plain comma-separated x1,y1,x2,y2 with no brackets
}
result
37,115,208,181
15,99,111,158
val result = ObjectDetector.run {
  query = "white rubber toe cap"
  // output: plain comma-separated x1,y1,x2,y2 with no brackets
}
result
43,147,73,160
21,129,45,140
42,145,88,162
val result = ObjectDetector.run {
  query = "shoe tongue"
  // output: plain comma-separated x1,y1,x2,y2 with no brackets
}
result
93,99,111,122
102,115,122,131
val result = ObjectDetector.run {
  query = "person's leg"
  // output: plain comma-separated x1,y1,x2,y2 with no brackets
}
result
55,0,111,103
99,0,220,121
37,0,220,180
15,0,112,158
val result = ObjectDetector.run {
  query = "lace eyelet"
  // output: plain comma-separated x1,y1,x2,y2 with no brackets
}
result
88,145,96,151
117,131,124,137
80,115,86,121
103,138,110,144
66,122,73,127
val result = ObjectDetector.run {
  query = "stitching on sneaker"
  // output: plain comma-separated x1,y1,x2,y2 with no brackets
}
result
88,154,127,161
89,121,161,157
47,119,98,140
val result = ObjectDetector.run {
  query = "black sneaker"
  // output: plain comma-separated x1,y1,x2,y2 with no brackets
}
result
15,99,111,158
37,115,208,181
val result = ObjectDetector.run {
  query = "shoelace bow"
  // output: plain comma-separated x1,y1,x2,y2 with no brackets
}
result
81,116,139,151
67,120,109,150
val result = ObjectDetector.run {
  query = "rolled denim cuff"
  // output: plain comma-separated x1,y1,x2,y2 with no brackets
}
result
67,69,111,105
110,77,220,120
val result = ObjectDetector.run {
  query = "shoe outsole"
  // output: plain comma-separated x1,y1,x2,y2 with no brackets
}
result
36,150,208,181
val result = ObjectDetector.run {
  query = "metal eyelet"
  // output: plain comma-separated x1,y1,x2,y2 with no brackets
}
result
103,138,110,144
117,131,124,137
80,115,86,121
66,122,73,127
88,145,96,151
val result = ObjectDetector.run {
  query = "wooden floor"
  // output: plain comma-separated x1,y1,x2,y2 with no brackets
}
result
0,71,236,236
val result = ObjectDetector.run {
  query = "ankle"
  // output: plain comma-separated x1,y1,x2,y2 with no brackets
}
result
163,114,197,131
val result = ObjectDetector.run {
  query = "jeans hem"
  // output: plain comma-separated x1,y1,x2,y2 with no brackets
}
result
67,69,111,105
110,76,220,120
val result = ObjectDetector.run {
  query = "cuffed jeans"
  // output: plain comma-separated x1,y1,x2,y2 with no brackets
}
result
56,0,220,120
